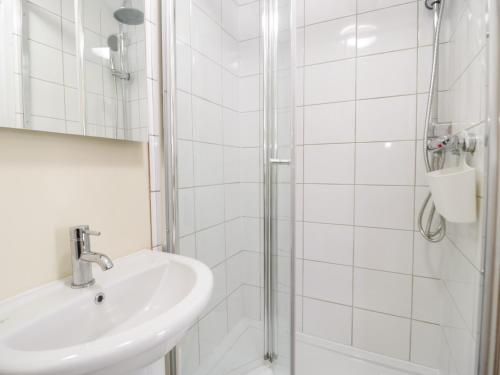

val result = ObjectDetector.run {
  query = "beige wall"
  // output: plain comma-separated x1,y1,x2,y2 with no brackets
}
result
0,128,152,300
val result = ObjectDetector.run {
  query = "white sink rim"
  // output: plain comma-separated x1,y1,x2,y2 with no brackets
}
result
0,250,213,375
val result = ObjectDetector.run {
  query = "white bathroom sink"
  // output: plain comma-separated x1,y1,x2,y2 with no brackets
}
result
0,250,213,375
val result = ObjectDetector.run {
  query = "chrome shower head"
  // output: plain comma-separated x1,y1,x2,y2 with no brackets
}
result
113,6,144,25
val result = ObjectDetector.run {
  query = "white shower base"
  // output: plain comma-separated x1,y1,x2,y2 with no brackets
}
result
193,319,439,375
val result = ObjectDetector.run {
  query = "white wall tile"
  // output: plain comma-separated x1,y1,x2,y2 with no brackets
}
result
304,184,354,225
357,49,417,99
191,6,222,63
303,260,352,305
357,3,417,56
179,188,195,236
196,224,226,268
195,185,225,230
176,0,191,43
223,108,239,146
239,111,260,147
223,70,239,110
411,321,441,368
30,78,65,119
222,0,239,38
239,38,260,76
304,0,356,25
413,233,444,278
222,32,239,74
238,1,260,40
304,222,353,265
354,268,412,317
227,287,244,330
304,144,355,184
355,141,415,185
239,148,260,182
353,308,411,360
354,227,413,274
303,298,352,344
304,101,355,144
243,285,261,320
177,91,193,139
356,95,416,142
176,42,193,93
192,96,223,144
239,183,260,218
29,41,63,84
27,4,62,49
194,142,224,185
355,185,414,230
305,16,356,65
239,75,260,111
413,277,442,324
304,59,356,104
192,51,222,104
193,0,221,22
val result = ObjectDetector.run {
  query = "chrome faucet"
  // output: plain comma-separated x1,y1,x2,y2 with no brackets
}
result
69,225,114,288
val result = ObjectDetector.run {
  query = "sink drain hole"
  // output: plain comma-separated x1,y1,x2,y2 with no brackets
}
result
95,292,105,305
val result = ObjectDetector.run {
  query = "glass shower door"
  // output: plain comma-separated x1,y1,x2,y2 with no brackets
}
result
167,0,295,373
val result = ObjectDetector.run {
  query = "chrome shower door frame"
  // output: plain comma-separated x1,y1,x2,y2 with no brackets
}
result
263,0,297,371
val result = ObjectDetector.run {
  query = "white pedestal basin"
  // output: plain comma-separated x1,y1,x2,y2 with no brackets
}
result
0,250,213,375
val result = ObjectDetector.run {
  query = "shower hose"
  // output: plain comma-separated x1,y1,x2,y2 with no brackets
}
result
418,0,446,242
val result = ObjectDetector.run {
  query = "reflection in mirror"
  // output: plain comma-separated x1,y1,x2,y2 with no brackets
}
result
1,0,148,141
0,0,19,128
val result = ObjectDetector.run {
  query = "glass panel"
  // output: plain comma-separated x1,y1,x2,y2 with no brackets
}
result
171,0,294,374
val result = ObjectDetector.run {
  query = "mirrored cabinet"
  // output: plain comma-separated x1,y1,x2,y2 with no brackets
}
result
0,0,148,141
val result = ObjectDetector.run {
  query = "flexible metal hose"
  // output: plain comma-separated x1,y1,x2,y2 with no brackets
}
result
418,0,446,242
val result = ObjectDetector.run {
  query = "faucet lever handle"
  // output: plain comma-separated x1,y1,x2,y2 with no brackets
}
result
83,229,101,237
83,229,101,236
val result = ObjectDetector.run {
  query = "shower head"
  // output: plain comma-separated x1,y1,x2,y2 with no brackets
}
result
113,6,144,25
107,34,119,52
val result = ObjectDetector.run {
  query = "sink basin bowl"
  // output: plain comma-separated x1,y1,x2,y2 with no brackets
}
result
0,250,213,375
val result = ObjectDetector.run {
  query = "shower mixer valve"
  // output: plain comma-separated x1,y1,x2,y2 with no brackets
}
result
426,131,477,155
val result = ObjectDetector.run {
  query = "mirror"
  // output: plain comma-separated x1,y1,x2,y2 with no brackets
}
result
0,0,148,141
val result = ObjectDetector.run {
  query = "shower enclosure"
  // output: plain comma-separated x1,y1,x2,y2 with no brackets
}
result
162,0,295,374
161,0,500,375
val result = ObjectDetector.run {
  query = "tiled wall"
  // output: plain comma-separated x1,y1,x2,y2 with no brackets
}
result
174,1,264,373
294,0,465,368
7,0,150,140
